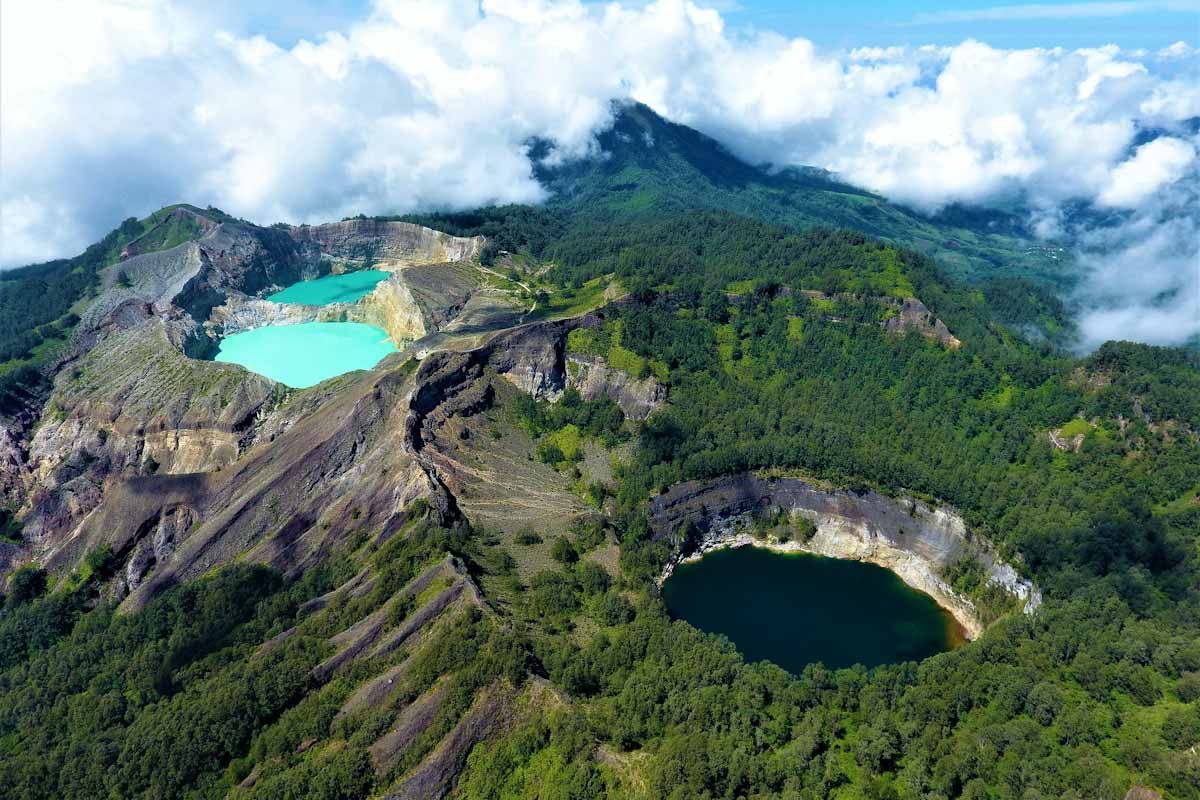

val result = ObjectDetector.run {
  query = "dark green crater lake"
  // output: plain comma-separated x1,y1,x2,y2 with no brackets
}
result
661,546,964,673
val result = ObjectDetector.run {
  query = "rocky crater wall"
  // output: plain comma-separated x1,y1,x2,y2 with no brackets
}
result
206,261,486,350
650,473,1041,639
289,220,483,268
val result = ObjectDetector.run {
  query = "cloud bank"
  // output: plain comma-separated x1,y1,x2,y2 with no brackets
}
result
2,0,1197,348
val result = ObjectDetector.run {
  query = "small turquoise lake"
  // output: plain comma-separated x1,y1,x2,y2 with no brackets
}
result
267,270,388,305
662,546,963,673
214,322,397,388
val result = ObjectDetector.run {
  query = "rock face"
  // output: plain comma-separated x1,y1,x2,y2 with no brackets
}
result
0,420,30,509
650,473,1041,639
566,354,666,420
289,219,483,269
883,297,962,348
482,321,573,400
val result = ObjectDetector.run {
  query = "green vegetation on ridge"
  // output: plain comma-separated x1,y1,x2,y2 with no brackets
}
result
0,204,225,409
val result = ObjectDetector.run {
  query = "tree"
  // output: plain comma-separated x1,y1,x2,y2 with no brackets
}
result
576,562,611,595
6,566,47,606
550,536,579,565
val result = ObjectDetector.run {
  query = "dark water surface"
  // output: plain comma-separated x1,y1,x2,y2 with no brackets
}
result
661,545,964,673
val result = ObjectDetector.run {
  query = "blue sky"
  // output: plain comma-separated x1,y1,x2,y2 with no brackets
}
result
731,0,1200,51
223,0,1199,51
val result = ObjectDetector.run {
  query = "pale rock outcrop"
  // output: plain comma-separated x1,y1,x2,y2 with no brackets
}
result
566,354,666,420
883,297,962,348
359,275,431,343
1047,428,1087,452
289,219,483,268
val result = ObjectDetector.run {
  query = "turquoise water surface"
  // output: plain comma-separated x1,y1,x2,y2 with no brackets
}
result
267,270,388,305
662,546,963,673
215,322,397,388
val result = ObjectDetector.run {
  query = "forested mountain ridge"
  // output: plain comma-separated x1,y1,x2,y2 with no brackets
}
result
0,117,1197,798
536,103,1073,290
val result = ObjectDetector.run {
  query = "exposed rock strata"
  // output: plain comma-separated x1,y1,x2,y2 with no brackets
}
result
5,218,486,581
21,315,588,609
651,473,1041,639
289,219,483,269
566,354,666,420
384,681,517,800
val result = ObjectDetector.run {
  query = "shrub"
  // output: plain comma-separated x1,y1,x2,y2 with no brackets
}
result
515,529,543,546
592,591,634,626
536,442,565,465
571,517,608,551
793,515,818,543
528,571,581,618
1177,671,1200,703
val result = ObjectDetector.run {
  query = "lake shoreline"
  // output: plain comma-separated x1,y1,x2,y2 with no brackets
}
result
658,527,981,641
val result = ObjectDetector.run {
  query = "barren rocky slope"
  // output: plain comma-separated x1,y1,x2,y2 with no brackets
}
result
1,216,493,584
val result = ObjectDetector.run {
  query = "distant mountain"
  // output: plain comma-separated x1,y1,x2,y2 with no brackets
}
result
536,102,1072,288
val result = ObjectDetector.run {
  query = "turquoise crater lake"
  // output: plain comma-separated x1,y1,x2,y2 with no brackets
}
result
662,546,964,673
266,269,389,305
214,322,397,388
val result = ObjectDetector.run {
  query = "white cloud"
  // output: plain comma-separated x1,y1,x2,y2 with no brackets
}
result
1157,40,1194,59
1074,212,1200,350
1,0,1198,347
1098,137,1196,207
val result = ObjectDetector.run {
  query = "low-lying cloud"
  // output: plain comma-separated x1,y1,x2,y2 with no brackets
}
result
2,0,1197,348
